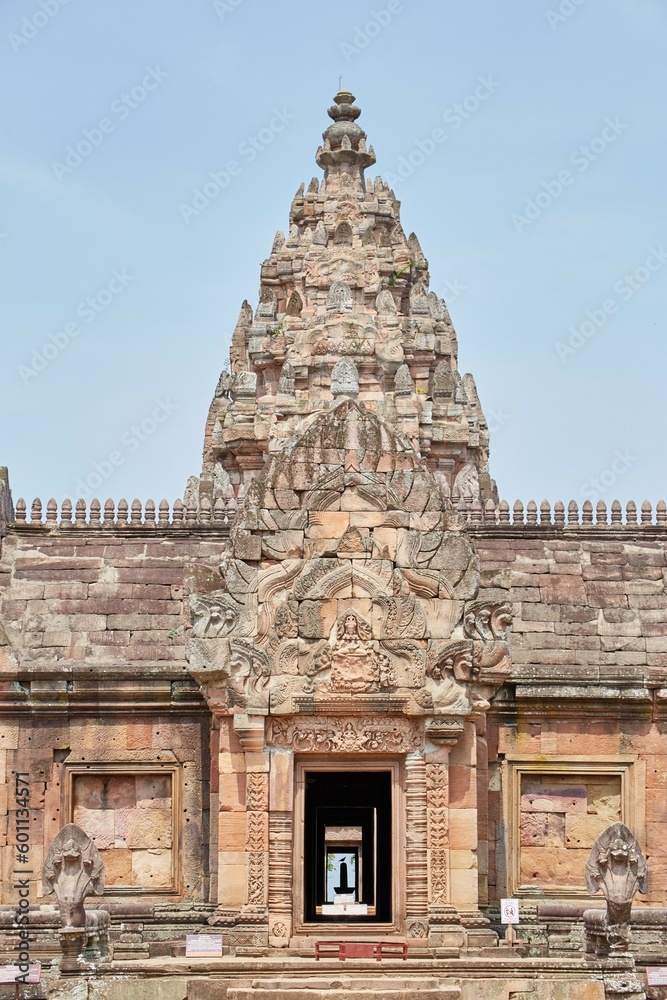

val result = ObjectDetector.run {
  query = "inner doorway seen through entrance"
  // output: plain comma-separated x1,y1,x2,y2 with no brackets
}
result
303,770,392,923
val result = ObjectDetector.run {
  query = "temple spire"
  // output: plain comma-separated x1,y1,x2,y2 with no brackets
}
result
316,90,376,188
195,90,497,507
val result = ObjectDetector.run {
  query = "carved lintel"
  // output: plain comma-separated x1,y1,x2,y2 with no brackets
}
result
269,716,423,753
234,713,266,752
426,716,465,746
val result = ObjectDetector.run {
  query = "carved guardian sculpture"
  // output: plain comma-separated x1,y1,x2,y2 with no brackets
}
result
42,824,109,968
584,822,648,953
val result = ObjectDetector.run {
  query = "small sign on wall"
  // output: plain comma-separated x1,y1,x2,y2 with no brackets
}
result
185,934,223,958
0,964,41,983
500,899,520,924
647,969,667,986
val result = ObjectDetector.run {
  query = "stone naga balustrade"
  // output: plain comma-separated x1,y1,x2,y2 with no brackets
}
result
9,494,667,530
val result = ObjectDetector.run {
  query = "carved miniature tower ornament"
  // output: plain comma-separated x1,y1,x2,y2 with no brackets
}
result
185,92,508,951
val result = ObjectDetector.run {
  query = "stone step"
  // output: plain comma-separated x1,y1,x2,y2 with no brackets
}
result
250,979,445,990
228,991,449,1000
227,979,461,1000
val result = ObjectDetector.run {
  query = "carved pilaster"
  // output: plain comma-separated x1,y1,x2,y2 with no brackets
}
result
425,755,466,951
405,751,428,938
425,762,449,906
246,773,269,908
268,811,293,946
247,772,269,812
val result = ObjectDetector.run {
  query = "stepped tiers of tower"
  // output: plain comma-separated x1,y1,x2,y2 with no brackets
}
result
197,89,495,508
1,93,666,1000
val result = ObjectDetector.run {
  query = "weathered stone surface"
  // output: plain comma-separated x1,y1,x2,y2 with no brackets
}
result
124,808,172,849
98,847,132,884
130,848,172,886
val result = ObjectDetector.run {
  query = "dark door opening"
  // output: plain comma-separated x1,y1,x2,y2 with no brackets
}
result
304,770,392,923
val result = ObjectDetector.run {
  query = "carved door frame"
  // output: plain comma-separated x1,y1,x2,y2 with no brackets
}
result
292,757,404,936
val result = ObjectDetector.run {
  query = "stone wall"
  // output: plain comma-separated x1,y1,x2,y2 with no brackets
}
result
1,517,666,937
0,526,214,910
473,531,667,912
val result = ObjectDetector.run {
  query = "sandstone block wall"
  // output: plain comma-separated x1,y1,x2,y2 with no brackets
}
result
474,531,667,910
0,527,215,906
1,522,666,918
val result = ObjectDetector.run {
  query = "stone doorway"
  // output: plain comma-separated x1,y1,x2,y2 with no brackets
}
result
303,770,392,923
293,759,403,937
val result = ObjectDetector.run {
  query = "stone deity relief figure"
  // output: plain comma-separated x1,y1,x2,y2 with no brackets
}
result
42,824,105,929
329,612,390,693
584,822,648,952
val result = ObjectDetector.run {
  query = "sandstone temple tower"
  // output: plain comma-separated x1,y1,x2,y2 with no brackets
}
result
0,91,665,999
185,89,507,949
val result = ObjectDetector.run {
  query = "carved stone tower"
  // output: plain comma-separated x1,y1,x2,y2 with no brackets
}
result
185,92,508,952
196,89,496,507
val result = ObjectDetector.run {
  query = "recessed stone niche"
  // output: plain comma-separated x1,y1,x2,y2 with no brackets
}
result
72,772,174,889
519,773,621,889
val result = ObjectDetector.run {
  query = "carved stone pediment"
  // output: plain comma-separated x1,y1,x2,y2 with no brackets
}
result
185,397,511,723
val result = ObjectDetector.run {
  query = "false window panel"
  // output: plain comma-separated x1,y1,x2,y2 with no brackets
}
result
502,755,644,899
66,764,179,894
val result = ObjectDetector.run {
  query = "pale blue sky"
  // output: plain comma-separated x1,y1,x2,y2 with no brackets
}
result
1,0,665,507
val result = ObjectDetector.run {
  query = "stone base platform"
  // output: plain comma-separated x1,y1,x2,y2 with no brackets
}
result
41,954,643,1000
225,976,458,1000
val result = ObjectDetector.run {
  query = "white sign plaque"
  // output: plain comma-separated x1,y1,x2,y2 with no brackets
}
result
185,934,223,957
647,968,667,986
500,898,520,924
0,964,41,984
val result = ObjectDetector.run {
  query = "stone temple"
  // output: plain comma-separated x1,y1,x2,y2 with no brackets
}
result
0,92,665,999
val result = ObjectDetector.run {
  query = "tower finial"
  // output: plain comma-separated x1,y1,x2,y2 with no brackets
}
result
316,89,376,184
